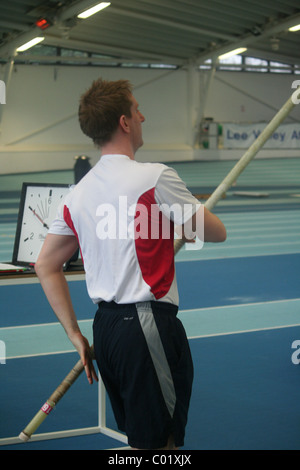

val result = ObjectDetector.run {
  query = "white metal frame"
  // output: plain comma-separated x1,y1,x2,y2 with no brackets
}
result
0,275,128,448
0,374,128,447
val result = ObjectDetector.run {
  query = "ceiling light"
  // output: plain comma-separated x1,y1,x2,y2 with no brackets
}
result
16,37,45,52
77,2,111,19
218,48,247,60
289,24,300,32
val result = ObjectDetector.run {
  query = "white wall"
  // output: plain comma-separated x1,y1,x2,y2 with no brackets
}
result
204,71,300,124
0,63,299,174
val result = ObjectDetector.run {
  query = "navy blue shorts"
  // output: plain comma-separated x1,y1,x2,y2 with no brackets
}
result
93,300,194,449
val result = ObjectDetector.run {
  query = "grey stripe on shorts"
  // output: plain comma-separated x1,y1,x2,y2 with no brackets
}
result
136,301,176,418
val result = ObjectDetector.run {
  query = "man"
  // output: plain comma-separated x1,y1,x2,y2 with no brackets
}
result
35,78,226,450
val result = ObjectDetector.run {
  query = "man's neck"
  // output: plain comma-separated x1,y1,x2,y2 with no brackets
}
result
100,141,135,160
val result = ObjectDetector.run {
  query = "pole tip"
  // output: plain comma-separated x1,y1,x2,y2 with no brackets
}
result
19,431,30,442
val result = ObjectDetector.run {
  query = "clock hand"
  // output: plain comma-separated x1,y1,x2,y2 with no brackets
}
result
29,206,50,230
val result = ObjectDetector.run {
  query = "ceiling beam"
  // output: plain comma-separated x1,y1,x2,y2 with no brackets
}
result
10,53,180,66
56,0,108,22
0,1,299,67
0,27,42,58
195,12,300,64
108,5,236,41
245,47,300,66
43,34,184,64
0,20,32,32
0,0,104,58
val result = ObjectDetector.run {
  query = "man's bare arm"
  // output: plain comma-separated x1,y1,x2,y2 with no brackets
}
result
35,233,98,384
178,206,226,243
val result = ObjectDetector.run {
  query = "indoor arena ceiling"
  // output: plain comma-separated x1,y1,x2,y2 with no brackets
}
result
0,0,300,66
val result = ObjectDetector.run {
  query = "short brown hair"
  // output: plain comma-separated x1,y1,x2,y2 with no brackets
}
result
78,78,133,147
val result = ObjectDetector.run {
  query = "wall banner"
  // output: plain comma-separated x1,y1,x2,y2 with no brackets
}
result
223,122,300,149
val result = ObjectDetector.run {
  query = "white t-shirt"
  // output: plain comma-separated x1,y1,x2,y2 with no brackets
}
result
49,154,200,306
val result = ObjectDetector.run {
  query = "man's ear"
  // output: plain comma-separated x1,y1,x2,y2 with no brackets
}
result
119,114,130,134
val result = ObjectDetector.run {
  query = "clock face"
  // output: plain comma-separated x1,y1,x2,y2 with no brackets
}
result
12,183,71,266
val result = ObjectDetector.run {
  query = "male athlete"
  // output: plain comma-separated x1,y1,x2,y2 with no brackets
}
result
35,78,226,449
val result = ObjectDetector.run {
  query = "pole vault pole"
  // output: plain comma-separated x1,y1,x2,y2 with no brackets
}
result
174,84,300,255
19,85,300,443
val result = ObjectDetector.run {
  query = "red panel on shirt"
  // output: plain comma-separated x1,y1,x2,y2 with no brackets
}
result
63,205,84,263
134,188,174,299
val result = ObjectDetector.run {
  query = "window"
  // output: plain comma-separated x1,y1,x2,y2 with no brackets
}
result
18,44,57,56
60,48,89,65
11,44,299,74
121,62,149,68
219,54,242,71
269,61,292,73
199,59,212,70
150,64,177,69
245,57,268,72
90,53,119,66
16,44,58,64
